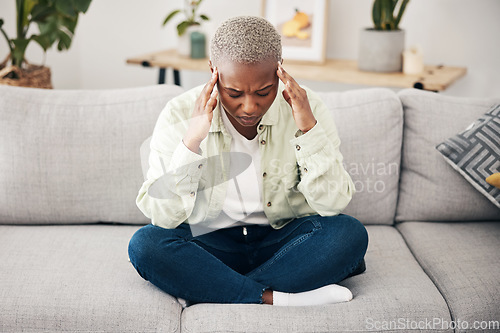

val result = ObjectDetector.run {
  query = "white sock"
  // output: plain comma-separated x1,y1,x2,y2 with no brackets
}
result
272,284,353,306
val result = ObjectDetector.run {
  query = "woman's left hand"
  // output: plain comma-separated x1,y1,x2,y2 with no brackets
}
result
277,62,317,133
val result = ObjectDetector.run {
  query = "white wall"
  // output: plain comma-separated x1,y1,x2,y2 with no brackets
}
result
1,0,499,98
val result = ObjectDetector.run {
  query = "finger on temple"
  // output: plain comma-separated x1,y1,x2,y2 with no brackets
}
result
282,89,292,105
205,90,218,113
201,69,218,104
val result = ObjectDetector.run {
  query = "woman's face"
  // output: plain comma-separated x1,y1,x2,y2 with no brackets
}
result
215,59,279,131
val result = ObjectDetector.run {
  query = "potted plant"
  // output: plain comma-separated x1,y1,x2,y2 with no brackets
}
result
0,0,92,89
358,0,410,72
162,0,209,57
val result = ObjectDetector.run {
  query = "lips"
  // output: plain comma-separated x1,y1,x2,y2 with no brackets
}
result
238,116,259,125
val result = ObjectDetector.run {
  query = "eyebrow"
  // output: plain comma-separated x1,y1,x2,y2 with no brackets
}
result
223,83,274,93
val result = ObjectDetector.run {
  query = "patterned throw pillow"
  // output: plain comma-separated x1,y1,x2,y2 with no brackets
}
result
436,104,500,209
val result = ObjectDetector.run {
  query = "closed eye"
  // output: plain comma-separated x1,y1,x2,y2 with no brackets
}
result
256,84,274,97
224,88,242,98
224,84,273,98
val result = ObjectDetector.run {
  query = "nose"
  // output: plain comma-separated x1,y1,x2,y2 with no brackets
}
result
241,95,259,115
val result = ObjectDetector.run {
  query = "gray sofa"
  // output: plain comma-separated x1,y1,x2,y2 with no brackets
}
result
0,84,498,333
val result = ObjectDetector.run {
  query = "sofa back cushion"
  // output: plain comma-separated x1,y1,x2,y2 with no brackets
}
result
0,85,183,225
318,88,403,225
396,89,500,222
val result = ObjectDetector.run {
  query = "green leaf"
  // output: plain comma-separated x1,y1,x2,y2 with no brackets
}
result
73,0,92,13
381,0,394,30
163,10,181,26
11,38,30,65
392,0,398,11
55,0,76,17
372,0,382,30
31,5,55,22
62,16,78,34
32,33,52,51
0,21,14,55
199,14,209,21
177,21,191,36
56,29,71,50
36,15,59,49
37,15,58,35
25,0,39,14
12,38,30,49
394,0,410,30
22,0,39,33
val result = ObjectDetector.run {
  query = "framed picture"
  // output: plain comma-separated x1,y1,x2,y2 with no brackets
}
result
262,0,328,64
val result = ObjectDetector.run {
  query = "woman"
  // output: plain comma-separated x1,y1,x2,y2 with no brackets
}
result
129,16,368,306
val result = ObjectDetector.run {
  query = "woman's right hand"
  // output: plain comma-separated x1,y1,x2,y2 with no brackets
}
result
183,67,219,153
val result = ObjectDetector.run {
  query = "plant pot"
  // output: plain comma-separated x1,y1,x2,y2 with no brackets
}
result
358,28,405,72
0,61,53,89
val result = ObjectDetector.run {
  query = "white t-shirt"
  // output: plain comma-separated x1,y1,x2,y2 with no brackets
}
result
219,108,269,226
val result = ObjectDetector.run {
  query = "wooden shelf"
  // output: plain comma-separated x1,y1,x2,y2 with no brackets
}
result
127,49,466,91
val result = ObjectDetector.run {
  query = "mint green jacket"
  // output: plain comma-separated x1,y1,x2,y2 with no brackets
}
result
136,83,355,229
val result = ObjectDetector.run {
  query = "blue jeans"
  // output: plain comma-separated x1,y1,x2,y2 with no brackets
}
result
128,214,368,304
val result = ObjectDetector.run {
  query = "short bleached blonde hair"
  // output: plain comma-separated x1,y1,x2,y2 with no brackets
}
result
210,16,282,66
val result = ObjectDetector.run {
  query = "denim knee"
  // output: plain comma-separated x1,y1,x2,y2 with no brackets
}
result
129,223,194,264
316,214,369,262
342,215,369,254
128,225,154,279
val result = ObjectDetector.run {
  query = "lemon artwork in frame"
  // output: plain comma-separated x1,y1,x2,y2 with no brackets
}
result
262,0,328,64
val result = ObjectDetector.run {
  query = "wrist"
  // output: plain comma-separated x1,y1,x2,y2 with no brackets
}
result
182,135,202,154
299,120,317,133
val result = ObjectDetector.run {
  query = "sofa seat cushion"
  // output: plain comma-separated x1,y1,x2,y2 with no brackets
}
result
181,226,452,333
396,89,500,222
397,221,500,333
318,88,403,225
0,85,183,225
0,225,181,332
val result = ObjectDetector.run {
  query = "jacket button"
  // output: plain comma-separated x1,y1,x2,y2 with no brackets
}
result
260,139,266,145
263,172,267,177
258,125,264,131
303,167,308,173
295,145,301,151
198,164,203,169
267,202,272,207
190,191,195,197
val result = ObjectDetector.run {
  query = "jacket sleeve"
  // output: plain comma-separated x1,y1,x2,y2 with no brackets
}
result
136,94,206,229
289,88,355,216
